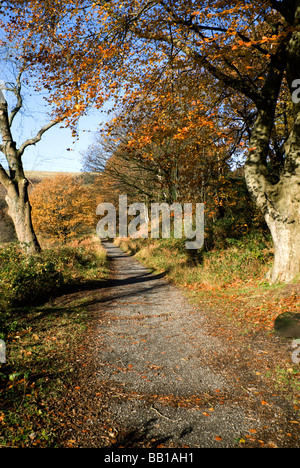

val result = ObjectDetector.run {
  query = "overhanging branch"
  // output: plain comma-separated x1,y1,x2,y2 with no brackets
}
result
17,119,61,157
133,27,263,105
7,69,24,127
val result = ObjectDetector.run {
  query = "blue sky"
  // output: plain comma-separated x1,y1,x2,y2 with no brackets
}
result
0,60,111,174
0,26,110,174
20,111,106,173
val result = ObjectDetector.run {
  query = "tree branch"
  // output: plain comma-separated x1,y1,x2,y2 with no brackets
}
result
8,69,24,127
17,119,60,157
133,27,263,104
159,2,271,57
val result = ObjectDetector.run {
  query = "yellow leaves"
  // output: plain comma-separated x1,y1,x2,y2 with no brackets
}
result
30,174,96,240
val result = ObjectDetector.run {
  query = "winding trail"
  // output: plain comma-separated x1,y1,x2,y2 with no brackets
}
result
86,241,296,448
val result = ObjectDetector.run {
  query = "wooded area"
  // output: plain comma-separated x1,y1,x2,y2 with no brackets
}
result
0,0,299,283
1,1,300,449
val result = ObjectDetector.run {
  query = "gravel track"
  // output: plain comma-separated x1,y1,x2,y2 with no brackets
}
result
94,242,265,448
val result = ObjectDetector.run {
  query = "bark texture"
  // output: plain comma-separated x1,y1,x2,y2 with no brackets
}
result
0,74,59,253
5,177,41,253
242,2,300,283
0,101,41,252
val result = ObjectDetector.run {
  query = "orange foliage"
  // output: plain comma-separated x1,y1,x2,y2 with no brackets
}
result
2,1,289,132
30,175,96,241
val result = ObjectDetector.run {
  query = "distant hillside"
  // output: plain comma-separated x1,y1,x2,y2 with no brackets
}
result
25,171,81,181
25,171,97,185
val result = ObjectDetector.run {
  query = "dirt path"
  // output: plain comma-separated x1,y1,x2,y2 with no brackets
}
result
60,241,299,448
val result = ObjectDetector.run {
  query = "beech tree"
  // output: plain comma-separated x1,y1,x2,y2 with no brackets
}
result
0,52,63,252
6,0,300,282
82,134,163,204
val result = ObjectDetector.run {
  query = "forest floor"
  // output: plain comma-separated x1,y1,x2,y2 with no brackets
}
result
52,241,300,448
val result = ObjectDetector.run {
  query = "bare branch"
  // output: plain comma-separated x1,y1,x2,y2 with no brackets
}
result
8,69,24,127
17,119,60,157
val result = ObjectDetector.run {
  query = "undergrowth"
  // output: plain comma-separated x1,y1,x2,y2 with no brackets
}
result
114,232,299,333
0,236,108,314
0,236,109,447
114,231,273,288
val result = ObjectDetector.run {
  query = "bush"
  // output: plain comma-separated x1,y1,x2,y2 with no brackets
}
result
0,245,64,308
0,239,108,311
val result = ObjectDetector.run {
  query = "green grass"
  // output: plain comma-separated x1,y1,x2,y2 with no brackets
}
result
114,231,273,288
0,236,108,312
0,300,90,447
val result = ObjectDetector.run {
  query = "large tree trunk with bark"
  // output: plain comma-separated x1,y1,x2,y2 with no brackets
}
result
0,64,61,253
5,176,41,253
245,104,300,283
266,206,300,283
244,40,300,284
266,103,300,283
0,100,41,253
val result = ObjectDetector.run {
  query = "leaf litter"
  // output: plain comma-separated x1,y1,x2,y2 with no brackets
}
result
53,242,300,448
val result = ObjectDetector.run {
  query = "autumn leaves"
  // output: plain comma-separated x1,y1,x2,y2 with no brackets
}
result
0,1,300,280
30,174,96,242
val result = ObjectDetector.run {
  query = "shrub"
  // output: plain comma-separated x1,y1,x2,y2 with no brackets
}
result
0,245,64,308
0,239,108,311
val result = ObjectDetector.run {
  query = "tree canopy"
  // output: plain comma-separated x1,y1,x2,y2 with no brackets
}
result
1,0,300,282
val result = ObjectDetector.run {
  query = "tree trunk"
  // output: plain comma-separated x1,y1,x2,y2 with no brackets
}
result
245,104,300,284
0,98,41,254
5,176,41,253
265,207,300,284
242,0,300,284
265,108,300,283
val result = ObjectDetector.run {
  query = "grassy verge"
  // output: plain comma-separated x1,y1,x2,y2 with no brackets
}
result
114,233,299,333
0,235,108,311
0,236,109,447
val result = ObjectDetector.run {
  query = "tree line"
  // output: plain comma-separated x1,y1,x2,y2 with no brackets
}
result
0,0,299,284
